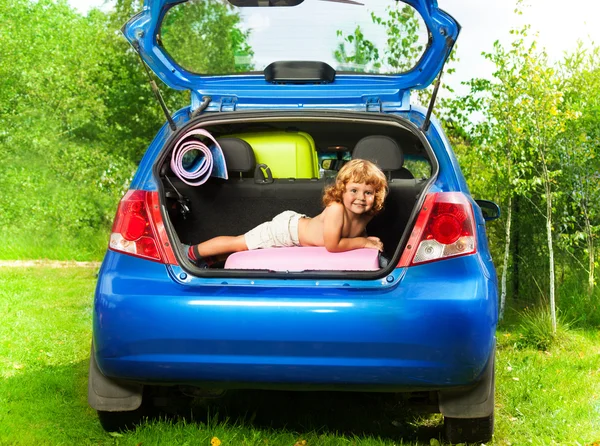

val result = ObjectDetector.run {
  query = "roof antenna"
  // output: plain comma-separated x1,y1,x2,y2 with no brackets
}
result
132,40,177,132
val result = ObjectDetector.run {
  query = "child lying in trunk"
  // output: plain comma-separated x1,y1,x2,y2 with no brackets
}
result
185,159,388,268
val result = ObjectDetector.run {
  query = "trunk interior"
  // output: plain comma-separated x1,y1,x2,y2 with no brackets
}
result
157,112,434,275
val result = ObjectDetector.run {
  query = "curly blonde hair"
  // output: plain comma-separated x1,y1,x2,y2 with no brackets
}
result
322,159,388,215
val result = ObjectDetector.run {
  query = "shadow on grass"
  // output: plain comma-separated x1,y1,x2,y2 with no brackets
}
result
188,389,444,442
139,386,443,443
1,358,443,444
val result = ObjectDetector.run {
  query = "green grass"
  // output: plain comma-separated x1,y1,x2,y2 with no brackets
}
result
494,307,600,445
0,229,108,261
0,267,599,445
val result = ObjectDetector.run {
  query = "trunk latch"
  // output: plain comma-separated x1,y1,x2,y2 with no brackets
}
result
365,97,382,113
219,96,238,112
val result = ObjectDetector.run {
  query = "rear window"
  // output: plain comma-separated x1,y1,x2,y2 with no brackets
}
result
159,0,429,76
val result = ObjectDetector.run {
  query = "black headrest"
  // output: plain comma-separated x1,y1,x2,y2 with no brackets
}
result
217,137,256,173
352,135,404,171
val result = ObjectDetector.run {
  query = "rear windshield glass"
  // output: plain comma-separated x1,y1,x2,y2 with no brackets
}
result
159,0,429,76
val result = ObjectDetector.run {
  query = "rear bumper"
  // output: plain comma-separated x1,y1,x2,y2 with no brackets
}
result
93,251,497,391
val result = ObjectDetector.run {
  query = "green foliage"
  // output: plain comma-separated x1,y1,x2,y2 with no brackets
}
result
495,321,600,445
555,44,600,293
0,124,134,260
514,306,571,351
0,0,137,259
82,0,188,161
334,26,381,72
556,272,600,327
370,7,423,73
448,14,600,333
161,0,255,74
0,0,254,260
334,4,424,74
457,24,576,200
332,3,459,119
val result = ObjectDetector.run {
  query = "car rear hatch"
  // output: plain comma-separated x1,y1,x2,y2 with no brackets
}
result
122,0,460,113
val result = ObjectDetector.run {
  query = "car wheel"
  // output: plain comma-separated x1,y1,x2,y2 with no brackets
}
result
439,348,496,443
444,412,494,443
97,406,147,432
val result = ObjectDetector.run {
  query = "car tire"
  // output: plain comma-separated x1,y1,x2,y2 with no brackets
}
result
444,412,494,443
97,406,147,432
439,348,496,443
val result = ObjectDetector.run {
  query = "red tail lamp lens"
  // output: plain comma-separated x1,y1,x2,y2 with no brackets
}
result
398,192,477,267
137,236,159,259
122,213,147,241
113,190,151,241
430,213,463,245
429,201,471,245
109,190,178,264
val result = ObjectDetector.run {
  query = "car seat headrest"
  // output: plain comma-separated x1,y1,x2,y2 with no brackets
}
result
217,137,256,173
352,135,404,171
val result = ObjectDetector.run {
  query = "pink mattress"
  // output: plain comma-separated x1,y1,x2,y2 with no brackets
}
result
224,247,380,271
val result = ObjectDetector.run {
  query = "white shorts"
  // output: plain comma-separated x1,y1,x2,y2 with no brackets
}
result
244,211,306,250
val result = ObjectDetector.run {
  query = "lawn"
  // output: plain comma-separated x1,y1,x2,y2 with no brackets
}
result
0,266,598,445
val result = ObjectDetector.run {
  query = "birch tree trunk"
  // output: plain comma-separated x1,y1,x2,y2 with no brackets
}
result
542,164,557,333
546,194,557,333
499,195,512,321
583,204,595,295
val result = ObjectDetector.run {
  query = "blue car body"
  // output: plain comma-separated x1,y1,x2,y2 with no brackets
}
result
89,0,498,441
93,107,497,388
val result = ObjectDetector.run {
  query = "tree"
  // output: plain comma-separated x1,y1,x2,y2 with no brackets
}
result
0,0,255,259
160,0,254,74
333,2,459,120
0,0,136,258
333,3,423,74
334,26,381,73
556,44,600,295
457,25,579,330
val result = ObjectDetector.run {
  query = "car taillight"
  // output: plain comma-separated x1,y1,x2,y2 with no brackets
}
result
109,190,178,265
398,192,477,267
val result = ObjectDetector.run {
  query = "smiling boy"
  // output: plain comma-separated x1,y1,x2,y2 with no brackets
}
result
186,159,388,267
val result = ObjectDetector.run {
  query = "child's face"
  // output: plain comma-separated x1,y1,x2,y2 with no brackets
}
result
342,182,376,215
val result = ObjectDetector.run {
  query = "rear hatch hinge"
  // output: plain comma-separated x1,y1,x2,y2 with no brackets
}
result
219,96,238,112
365,97,382,113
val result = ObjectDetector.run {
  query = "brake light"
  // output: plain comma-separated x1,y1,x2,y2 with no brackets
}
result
398,192,477,267
109,190,178,265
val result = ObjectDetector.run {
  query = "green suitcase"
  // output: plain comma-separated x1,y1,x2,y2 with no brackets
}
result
226,131,319,179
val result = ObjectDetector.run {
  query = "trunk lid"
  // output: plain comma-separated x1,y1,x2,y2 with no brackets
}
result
123,0,460,113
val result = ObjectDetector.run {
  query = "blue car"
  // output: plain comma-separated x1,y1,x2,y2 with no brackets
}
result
88,0,500,443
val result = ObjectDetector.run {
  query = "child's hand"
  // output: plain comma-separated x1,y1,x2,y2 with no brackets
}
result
365,236,383,252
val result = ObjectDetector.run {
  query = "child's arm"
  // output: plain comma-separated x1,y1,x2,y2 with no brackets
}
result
322,203,382,252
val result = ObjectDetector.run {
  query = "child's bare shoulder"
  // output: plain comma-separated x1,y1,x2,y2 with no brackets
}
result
324,202,344,214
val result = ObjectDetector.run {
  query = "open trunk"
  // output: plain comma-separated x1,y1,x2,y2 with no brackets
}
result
156,111,435,277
